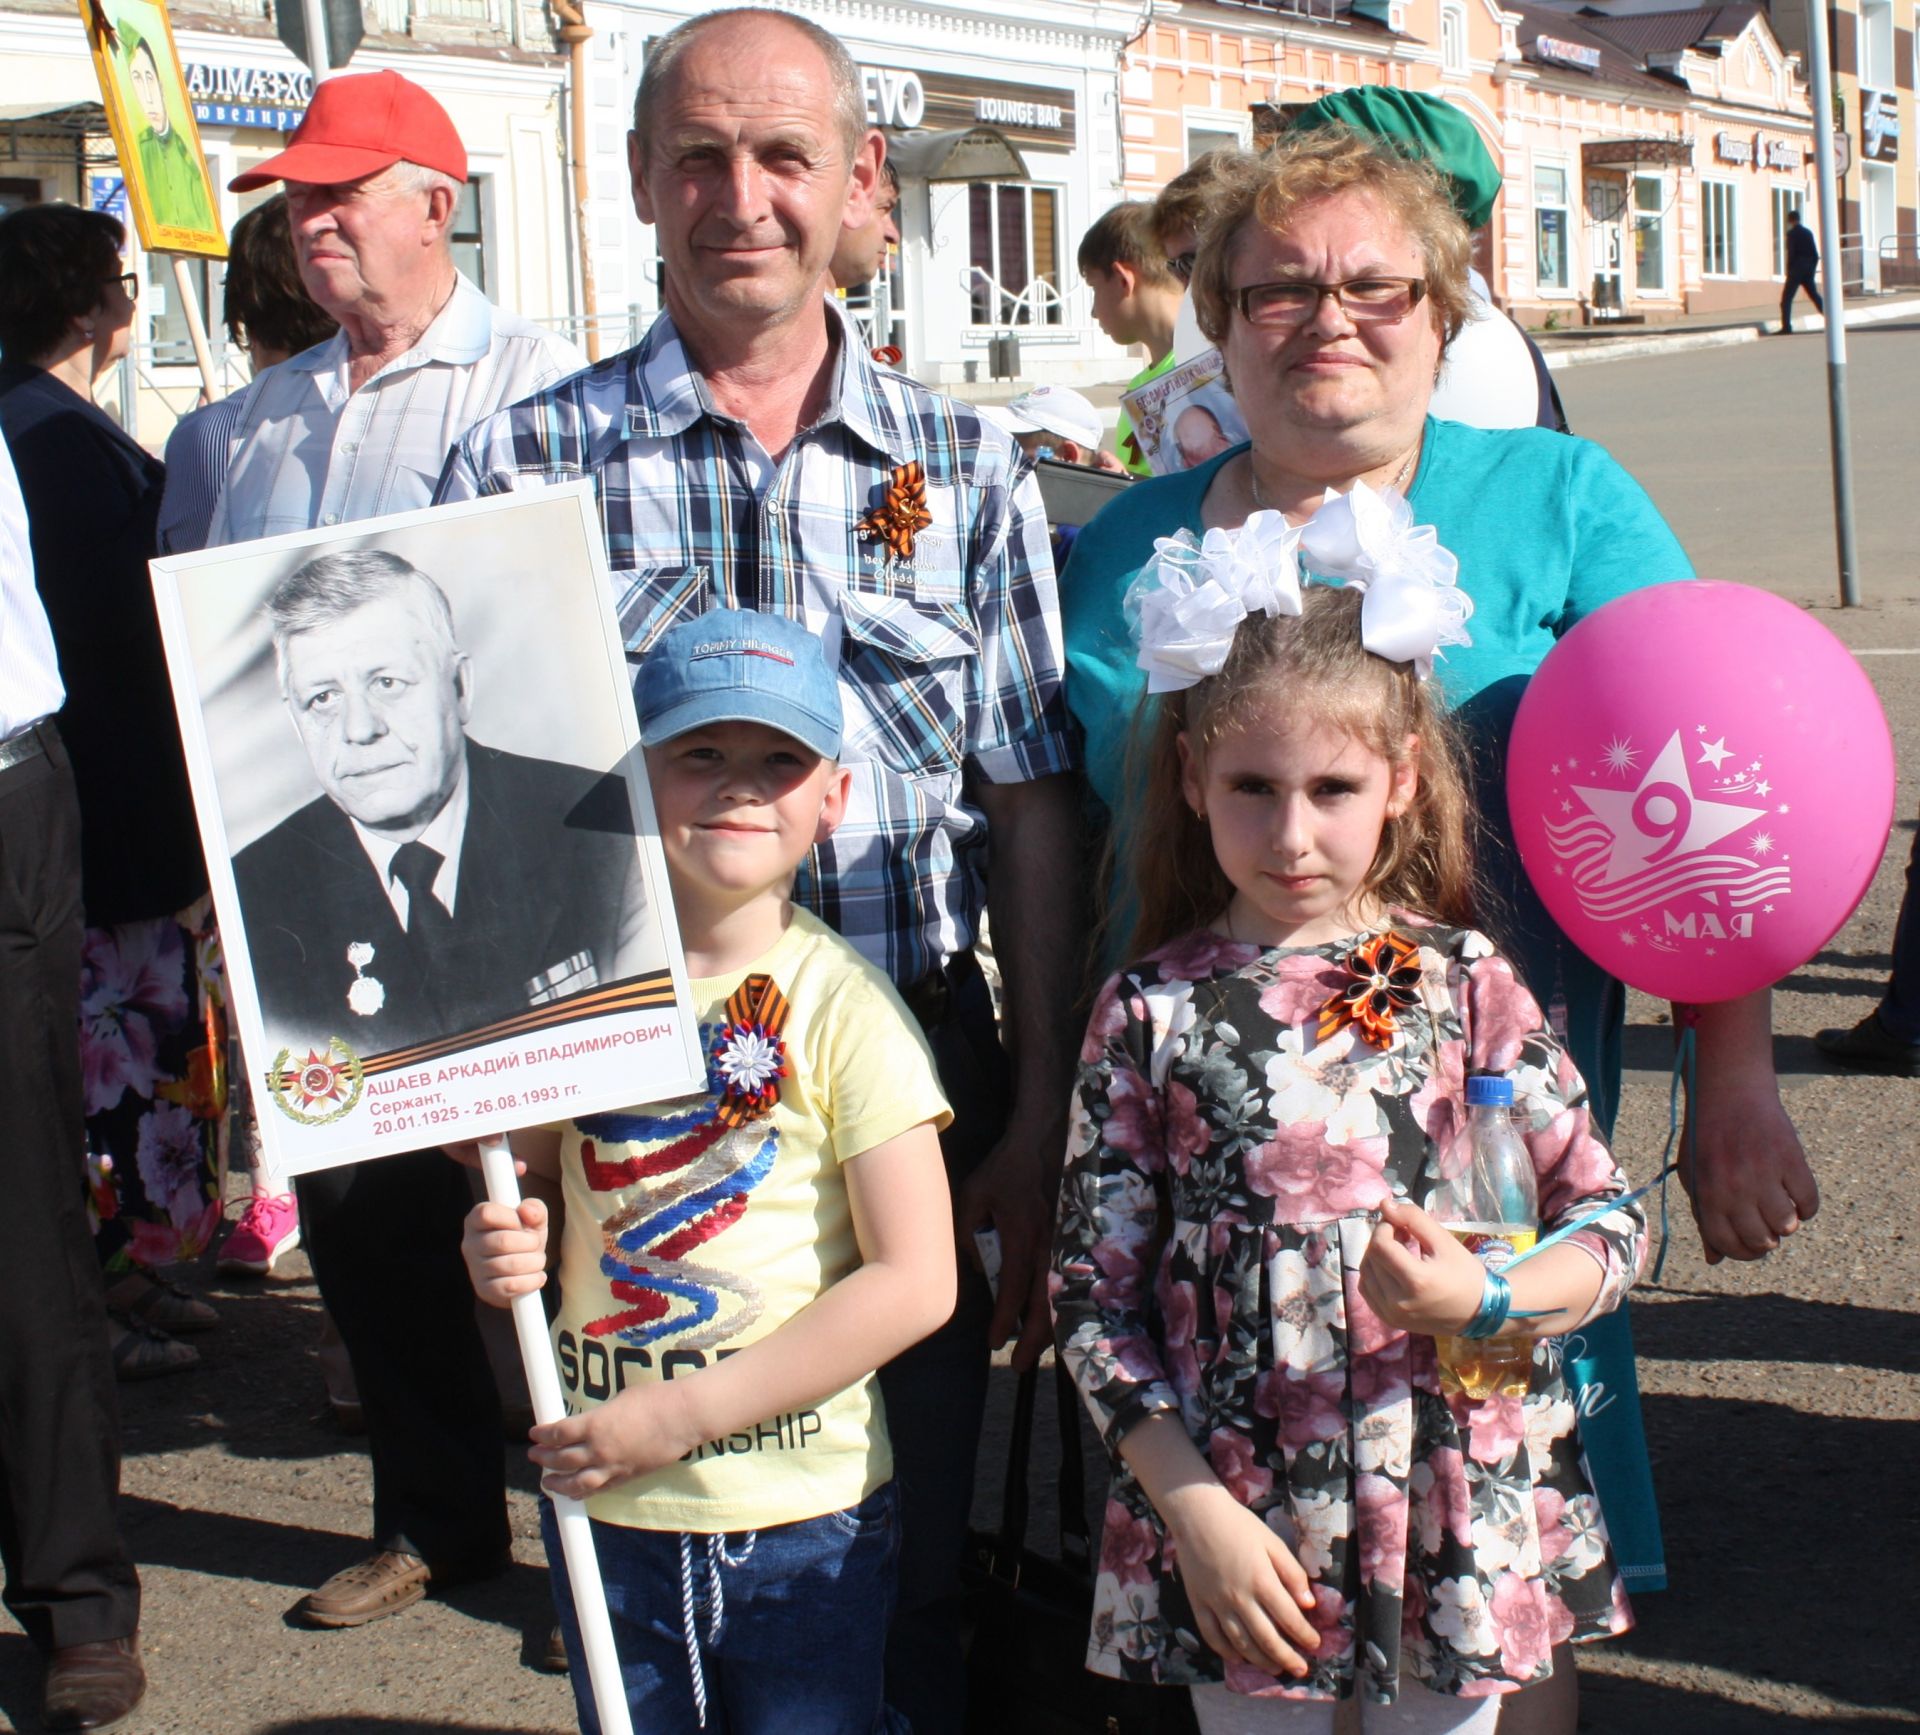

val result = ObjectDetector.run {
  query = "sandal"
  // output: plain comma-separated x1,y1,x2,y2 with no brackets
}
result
109,1321,200,1381
109,1272,219,1335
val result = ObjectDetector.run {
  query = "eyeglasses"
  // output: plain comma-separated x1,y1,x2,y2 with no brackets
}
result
1168,250,1197,283
1233,276,1427,326
108,271,140,303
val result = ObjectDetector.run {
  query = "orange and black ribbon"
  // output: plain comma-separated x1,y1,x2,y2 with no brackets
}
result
711,973,791,1127
858,460,933,564
1316,932,1423,1048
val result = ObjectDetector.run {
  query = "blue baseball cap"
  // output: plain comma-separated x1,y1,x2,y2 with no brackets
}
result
638,608,843,760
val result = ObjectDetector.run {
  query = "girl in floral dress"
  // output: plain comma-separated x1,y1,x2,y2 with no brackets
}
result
1051,533,1646,1734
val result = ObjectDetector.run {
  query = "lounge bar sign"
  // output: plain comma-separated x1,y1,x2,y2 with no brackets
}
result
852,63,1075,145
184,60,311,131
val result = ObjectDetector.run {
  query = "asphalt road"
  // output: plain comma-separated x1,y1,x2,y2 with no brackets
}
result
4,331,1918,1733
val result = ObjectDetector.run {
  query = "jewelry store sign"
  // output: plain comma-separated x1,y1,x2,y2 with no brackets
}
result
184,60,311,132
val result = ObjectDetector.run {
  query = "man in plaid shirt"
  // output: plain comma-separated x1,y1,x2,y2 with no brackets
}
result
438,11,1083,1728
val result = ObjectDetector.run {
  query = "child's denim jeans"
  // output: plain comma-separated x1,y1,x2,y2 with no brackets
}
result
541,1480,903,1734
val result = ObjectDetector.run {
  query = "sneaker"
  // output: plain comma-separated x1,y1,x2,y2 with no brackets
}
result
217,1191,301,1276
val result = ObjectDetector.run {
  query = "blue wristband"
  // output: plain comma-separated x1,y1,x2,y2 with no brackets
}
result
1459,1270,1513,1339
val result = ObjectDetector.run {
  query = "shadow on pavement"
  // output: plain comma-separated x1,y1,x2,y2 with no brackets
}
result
253,1723,559,1733
1632,1289,1920,1374
1612,1387,1919,1718
1775,967,1886,1000
1583,1669,1920,1733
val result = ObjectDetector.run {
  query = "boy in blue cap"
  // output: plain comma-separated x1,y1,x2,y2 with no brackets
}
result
463,609,955,1733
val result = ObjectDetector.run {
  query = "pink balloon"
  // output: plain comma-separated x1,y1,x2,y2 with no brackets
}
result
1506,582,1895,1003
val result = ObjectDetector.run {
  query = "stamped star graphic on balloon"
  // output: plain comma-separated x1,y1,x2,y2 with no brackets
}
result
1569,731,1770,884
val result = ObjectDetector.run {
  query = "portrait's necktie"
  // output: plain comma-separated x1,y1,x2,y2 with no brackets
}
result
389,841,452,952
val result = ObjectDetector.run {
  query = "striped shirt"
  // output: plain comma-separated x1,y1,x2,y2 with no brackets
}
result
206,273,584,547
156,391,245,554
437,302,1073,986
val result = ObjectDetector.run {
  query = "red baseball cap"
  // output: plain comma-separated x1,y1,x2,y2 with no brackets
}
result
229,70,467,192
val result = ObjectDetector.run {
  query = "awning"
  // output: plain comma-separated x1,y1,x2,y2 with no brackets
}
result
0,101,115,166
1582,136,1693,170
887,126,1030,183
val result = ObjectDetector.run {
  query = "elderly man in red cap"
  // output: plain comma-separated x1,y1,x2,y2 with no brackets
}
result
203,70,583,1633
207,69,582,544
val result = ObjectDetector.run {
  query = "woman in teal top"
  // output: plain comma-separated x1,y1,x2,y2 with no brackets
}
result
1060,128,1818,1730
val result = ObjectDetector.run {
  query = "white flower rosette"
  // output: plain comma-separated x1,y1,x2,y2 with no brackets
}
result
1126,509,1305,693
1300,481,1474,679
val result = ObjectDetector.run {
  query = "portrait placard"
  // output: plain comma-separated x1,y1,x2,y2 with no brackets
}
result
1119,347,1249,478
150,484,706,1181
80,0,225,258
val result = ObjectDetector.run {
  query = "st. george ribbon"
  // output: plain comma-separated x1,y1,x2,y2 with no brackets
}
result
479,1136,634,1735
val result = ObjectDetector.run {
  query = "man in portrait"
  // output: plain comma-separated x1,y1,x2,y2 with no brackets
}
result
118,21,214,235
231,549,649,1057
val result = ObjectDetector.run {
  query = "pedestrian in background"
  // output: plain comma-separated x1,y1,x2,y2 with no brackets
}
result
1079,199,1186,475
440,11,1082,1728
1779,207,1823,334
201,66,586,1634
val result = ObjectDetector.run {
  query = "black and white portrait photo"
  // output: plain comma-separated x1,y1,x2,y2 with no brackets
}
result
152,485,703,1178
233,547,650,1056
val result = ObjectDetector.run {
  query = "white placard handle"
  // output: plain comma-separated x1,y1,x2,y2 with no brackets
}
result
478,1136,633,1735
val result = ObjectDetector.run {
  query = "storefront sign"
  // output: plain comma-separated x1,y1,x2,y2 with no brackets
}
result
1535,35,1603,72
184,60,311,132
852,63,1077,148
975,96,1065,131
1862,87,1899,162
1715,130,1754,165
860,65,925,130
1763,138,1802,170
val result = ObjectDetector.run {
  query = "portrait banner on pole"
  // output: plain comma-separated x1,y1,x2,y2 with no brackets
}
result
150,483,706,1182
79,0,226,258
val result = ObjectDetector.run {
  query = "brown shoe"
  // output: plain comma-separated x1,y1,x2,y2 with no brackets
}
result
542,1622,571,1673
295,1550,431,1628
43,1634,145,1732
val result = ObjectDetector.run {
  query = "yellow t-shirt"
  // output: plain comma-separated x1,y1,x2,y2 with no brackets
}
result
551,908,952,1533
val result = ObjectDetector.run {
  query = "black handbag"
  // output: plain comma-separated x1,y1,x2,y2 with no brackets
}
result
962,1360,1198,1735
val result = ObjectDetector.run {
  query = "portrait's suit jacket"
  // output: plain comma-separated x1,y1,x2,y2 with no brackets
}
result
232,741,646,1056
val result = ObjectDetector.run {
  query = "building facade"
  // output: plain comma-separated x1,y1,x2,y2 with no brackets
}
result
1110,0,1822,324
0,0,574,442
581,0,1137,386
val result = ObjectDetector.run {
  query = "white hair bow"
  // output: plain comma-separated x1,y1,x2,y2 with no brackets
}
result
1128,483,1473,692
1126,510,1304,694
1298,481,1473,680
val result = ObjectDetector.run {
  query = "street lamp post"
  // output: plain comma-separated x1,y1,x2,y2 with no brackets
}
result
1805,0,1861,605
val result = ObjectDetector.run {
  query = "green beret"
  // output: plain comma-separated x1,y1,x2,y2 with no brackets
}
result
1286,88,1502,230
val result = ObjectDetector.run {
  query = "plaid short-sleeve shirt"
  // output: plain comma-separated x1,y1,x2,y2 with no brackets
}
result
437,302,1074,987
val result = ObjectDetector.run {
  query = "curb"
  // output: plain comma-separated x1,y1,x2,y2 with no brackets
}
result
1543,296,1920,370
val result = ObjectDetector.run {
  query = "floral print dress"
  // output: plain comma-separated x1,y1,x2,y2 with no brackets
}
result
83,913,228,1273
1051,921,1645,1707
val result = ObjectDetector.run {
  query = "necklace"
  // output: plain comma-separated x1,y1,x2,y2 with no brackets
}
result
1248,434,1421,514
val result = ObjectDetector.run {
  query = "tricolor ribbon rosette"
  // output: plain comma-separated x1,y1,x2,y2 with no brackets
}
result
1127,483,1472,689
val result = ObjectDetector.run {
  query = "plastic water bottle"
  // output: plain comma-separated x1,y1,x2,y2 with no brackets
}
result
1431,1073,1539,1400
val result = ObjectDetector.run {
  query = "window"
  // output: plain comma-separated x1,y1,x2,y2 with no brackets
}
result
1770,187,1806,276
1185,123,1244,165
1702,180,1739,276
968,182,1062,327
150,257,220,367
1633,174,1667,292
1534,164,1571,289
1441,3,1468,74
450,176,488,292
1860,0,1894,87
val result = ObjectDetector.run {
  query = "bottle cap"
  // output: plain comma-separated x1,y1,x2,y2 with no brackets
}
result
1465,1073,1514,1106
